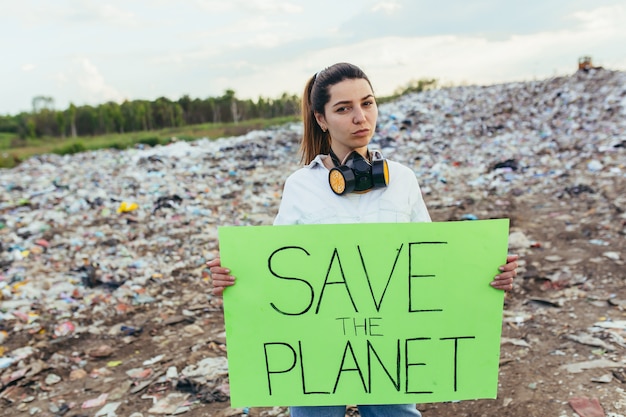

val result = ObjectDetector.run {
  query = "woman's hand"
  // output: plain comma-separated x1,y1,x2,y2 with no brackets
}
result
490,254,519,291
206,257,235,296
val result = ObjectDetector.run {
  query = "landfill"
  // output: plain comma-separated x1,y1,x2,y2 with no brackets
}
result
0,67,625,417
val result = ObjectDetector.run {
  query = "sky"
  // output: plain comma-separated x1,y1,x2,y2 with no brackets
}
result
2,0,626,116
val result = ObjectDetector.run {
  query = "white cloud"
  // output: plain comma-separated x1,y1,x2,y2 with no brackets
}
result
149,14,298,68
11,0,140,28
75,58,127,104
68,0,139,27
239,0,303,13
570,4,625,33
245,33,285,48
191,0,233,12
371,1,402,14
193,0,302,14
179,15,300,53
225,3,626,101
199,15,278,39
2,0,626,115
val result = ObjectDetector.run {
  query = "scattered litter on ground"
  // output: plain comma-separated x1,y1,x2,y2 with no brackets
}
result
0,68,625,416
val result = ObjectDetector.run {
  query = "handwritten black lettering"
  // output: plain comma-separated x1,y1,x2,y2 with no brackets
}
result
333,340,367,393
316,248,358,314
408,241,447,313
264,342,297,395
358,244,404,311
440,336,476,392
367,338,401,392
268,247,314,316
405,337,433,394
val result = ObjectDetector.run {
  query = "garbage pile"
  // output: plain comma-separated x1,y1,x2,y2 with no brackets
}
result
0,67,624,416
374,68,626,210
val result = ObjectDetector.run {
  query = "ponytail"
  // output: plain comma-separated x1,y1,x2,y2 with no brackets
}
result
300,74,330,164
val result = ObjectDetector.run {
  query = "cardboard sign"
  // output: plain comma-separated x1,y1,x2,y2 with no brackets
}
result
219,219,509,407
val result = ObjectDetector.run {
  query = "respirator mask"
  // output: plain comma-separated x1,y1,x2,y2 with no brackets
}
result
328,150,389,195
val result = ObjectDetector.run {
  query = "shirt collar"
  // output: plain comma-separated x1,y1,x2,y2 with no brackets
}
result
306,150,384,169
306,154,330,169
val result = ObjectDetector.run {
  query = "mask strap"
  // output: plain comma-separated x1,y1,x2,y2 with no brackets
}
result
329,149,372,167
329,149,342,167
370,149,382,161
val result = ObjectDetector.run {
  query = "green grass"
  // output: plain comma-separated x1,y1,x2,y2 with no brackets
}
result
0,133,17,150
0,116,299,169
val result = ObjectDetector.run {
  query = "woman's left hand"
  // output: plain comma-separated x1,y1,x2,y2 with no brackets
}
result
490,254,519,291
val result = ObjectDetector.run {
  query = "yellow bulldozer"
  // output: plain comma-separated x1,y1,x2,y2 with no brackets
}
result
578,56,601,71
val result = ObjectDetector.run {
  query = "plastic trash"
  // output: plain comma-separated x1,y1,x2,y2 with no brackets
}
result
117,201,139,213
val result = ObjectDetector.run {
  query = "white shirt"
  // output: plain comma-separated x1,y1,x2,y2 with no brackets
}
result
274,154,431,225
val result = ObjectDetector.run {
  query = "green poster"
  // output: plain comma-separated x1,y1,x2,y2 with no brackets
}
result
219,219,509,407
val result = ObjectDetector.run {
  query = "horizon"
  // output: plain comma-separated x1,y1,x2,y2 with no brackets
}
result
2,0,625,116
1,64,617,118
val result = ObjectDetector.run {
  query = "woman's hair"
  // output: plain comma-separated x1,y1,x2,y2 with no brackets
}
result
300,62,373,164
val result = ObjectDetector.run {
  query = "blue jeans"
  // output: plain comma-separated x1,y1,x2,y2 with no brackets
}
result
289,404,422,417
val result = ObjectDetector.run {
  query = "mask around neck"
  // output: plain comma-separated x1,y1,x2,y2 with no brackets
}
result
328,150,389,195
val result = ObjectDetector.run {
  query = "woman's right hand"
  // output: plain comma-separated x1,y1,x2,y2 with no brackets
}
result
206,257,235,296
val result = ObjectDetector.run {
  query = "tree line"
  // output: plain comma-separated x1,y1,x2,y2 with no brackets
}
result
0,78,438,144
0,89,300,141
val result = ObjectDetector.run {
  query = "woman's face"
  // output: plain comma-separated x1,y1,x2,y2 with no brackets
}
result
315,78,378,162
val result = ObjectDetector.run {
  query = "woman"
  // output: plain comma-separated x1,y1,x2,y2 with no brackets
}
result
208,62,518,417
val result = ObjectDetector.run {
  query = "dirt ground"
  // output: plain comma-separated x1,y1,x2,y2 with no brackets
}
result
2,186,624,417
1,69,625,417
418,191,626,417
